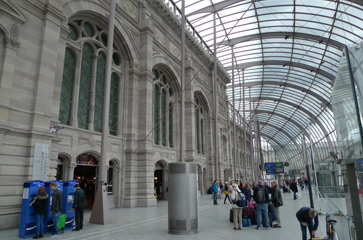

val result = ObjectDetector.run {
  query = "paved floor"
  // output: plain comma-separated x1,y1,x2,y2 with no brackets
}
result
1,190,319,240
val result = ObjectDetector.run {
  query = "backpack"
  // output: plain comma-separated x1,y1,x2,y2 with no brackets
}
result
255,187,266,203
235,190,247,207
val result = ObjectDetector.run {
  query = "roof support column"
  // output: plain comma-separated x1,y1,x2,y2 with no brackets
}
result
231,47,237,180
89,0,115,225
250,88,255,182
243,70,247,181
212,12,219,180
179,0,185,162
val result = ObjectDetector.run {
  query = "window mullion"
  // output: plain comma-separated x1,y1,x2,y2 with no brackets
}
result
71,49,82,127
166,98,169,148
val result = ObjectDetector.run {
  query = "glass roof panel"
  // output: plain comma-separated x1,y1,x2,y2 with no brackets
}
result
169,0,363,163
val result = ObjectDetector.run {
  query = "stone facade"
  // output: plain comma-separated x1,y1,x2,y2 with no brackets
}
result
0,0,253,229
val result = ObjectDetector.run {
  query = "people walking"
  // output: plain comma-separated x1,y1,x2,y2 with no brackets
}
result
296,207,319,240
31,187,48,239
271,180,283,228
290,179,298,200
212,180,218,205
73,184,87,231
50,183,62,237
253,180,270,230
231,183,243,230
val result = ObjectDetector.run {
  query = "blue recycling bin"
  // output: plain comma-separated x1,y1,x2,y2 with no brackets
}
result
19,180,45,238
44,180,63,234
62,181,78,230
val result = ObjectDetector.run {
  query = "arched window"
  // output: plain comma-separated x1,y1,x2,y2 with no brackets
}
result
59,48,76,125
195,94,206,154
153,68,174,147
59,20,121,136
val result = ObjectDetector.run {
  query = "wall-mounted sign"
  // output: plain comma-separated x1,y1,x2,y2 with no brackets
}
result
32,143,49,181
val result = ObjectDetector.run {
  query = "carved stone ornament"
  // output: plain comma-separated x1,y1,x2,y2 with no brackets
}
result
9,23,19,45
118,0,137,20
163,36,170,50
67,162,77,169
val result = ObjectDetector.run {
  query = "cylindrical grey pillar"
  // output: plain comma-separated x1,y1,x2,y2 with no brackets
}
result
168,162,198,235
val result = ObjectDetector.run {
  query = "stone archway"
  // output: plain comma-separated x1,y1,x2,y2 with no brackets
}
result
107,159,121,208
154,160,168,200
57,153,72,180
74,152,100,209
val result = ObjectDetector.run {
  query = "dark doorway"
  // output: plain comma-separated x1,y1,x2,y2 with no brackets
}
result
56,156,64,180
154,170,163,200
74,154,99,209
74,165,97,209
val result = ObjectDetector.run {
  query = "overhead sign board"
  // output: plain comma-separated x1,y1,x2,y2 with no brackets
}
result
264,162,285,174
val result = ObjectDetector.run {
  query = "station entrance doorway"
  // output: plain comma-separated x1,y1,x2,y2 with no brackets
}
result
154,161,167,200
74,153,99,209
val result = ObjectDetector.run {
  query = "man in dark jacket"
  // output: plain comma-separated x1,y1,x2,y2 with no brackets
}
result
296,207,319,240
253,180,270,230
50,182,62,237
271,180,283,228
290,179,298,200
73,183,86,231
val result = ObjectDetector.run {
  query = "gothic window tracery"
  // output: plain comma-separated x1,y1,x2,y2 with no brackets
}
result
153,68,175,148
59,20,121,136
195,94,206,155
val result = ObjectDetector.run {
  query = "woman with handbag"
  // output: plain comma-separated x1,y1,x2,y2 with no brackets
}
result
31,187,49,239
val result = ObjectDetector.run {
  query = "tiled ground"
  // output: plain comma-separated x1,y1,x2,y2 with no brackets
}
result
1,189,324,240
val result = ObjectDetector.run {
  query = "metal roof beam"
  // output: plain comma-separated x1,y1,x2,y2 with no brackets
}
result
259,133,290,162
186,0,245,16
258,120,301,153
242,96,334,151
253,109,320,159
219,32,344,50
227,81,332,109
225,60,335,80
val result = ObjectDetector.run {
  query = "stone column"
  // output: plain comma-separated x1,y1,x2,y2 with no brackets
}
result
113,165,122,207
66,162,77,181
123,3,156,208
0,31,20,121
30,2,64,131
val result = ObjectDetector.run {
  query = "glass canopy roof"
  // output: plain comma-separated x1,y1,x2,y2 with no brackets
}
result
166,0,363,168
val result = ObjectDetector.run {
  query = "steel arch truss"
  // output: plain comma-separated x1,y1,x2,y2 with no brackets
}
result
167,0,363,167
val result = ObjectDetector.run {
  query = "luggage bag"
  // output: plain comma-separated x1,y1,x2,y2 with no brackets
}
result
242,206,256,225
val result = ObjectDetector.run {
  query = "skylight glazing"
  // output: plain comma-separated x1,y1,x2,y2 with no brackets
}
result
166,0,363,164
